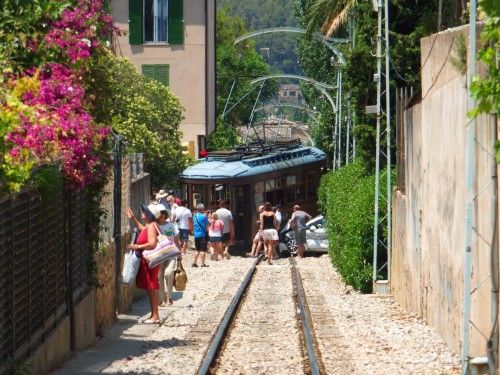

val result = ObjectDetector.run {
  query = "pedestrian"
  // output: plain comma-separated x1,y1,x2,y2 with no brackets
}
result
168,189,182,206
289,204,312,258
192,203,210,267
126,203,162,324
247,205,264,257
208,212,224,260
173,199,193,254
155,189,169,207
155,204,181,307
260,201,279,265
166,195,179,221
274,204,283,229
216,199,234,260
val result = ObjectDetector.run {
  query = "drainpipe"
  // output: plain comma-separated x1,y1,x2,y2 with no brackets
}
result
488,113,498,374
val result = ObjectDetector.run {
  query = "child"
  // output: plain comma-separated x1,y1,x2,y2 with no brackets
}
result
208,212,225,261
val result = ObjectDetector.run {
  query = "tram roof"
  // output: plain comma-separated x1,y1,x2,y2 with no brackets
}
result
180,146,326,181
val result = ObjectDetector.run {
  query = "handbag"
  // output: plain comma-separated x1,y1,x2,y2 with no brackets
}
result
173,260,188,291
143,224,181,268
122,229,141,284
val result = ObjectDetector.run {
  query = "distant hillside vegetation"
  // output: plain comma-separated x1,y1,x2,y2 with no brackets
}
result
217,0,301,75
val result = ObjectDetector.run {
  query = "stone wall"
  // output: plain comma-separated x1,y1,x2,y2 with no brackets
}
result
94,154,150,333
391,24,499,358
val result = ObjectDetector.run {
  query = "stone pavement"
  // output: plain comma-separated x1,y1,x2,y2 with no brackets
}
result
54,291,193,375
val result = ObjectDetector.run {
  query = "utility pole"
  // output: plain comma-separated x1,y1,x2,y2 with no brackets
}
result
372,0,391,293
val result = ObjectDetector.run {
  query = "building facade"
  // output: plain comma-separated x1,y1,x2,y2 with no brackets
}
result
111,0,216,157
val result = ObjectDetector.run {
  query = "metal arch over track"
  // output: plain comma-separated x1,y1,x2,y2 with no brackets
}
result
251,74,335,90
234,27,347,65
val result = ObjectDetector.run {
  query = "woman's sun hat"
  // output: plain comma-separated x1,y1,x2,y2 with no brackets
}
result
156,189,168,200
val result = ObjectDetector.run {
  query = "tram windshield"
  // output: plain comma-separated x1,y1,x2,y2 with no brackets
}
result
188,183,231,210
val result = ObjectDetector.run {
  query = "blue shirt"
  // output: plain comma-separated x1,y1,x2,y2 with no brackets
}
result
193,212,209,238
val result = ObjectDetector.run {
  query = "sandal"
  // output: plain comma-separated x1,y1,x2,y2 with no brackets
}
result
142,319,160,324
201,264,209,267
192,263,198,267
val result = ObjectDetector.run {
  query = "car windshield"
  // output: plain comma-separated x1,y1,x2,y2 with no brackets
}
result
306,216,324,229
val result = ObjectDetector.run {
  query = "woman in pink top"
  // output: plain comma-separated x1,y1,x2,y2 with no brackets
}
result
208,212,225,260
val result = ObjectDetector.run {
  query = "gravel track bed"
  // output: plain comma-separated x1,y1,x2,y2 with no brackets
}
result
216,259,304,375
297,256,461,375
103,252,254,374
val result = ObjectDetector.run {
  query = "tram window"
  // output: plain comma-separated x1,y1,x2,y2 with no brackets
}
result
255,181,264,194
286,175,296,185
276,189,284,205
308,171,317,181
181,184,187,201
307,180,317,198
192,185,208,208
265,190,274,204
296,184,306,201
276,178,286,188
265,179,275,190
255,193,264,208
286,187,295,203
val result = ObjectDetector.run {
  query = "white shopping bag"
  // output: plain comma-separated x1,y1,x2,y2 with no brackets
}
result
122,228,140,285
122,250,141,285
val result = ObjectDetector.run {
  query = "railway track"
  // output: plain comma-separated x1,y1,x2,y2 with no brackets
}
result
197,256,325,375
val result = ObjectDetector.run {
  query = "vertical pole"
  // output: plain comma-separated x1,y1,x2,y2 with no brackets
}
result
346,101,351,165
462,0,477,372
373,0,383,284
333,72,340,170
338,70,343,168
353,112,356,160
385,0,392,282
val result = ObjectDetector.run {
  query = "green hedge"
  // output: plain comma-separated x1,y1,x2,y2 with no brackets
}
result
318,159,392,293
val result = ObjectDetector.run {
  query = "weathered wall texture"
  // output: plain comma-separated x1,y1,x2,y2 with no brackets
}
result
391,24,498,358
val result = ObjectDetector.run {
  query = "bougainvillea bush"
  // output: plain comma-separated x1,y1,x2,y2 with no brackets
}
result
0,0,115,193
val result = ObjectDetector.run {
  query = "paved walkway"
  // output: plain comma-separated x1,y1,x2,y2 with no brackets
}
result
54,291,194,375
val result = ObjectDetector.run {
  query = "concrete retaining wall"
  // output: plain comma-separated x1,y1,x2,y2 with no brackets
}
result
391,24,499,358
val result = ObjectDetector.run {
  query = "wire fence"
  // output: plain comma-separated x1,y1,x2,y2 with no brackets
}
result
0,187,91,375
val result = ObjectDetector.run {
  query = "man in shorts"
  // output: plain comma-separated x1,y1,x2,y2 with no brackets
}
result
215,199,234,259
173,199,193,254
289,205,311,258
192,203,209,267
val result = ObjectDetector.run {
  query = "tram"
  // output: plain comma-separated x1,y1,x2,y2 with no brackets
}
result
179,139,327,248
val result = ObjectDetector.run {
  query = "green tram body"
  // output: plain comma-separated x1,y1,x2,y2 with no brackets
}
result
179,142,327,250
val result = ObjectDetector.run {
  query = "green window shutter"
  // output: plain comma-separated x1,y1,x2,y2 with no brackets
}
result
129,0,143,45
141,65,156,80
155,64,170,86
142,65,169,86
168,0,184,45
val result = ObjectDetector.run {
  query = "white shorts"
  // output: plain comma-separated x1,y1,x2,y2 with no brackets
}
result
262,229,279,241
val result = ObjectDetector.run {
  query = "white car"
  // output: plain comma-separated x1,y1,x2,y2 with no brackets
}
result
279,215,328,255
305,215,328,253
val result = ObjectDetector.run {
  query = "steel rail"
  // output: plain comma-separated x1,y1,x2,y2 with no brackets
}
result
197,255,263,375
289,257,322,375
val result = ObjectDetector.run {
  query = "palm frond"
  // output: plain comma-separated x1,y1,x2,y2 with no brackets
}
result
323,3,352,37
304,0,339,36
304,0,355,37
